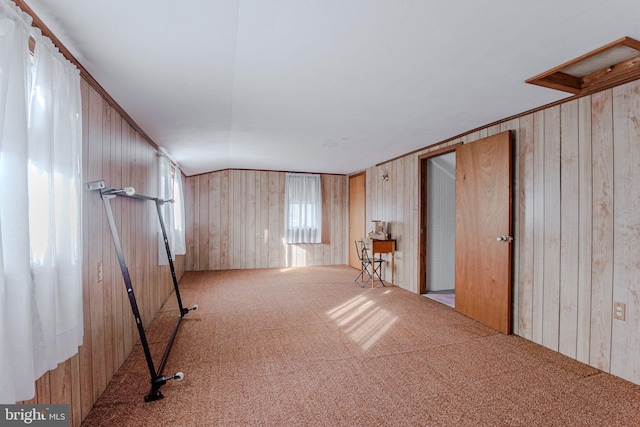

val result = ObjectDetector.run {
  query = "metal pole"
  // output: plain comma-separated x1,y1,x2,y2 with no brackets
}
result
155,199,187,315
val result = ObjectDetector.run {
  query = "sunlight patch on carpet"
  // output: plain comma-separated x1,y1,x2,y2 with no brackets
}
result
326,295,398,351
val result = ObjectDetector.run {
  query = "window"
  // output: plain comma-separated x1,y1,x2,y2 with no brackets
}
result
171,166,186,255
284,173,322,244
158,155,186,264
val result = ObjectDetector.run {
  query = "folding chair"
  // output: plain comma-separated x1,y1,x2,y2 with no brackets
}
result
354,239,385,287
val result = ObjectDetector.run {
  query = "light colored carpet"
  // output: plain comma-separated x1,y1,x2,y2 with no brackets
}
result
81,265,640,426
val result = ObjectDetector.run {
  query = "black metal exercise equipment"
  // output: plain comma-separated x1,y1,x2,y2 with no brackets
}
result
85,180,197,402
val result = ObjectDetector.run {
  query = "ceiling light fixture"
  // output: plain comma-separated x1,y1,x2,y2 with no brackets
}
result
526,36,640,95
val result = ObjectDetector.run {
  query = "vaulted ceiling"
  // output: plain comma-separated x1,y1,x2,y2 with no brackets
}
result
21,0,640,176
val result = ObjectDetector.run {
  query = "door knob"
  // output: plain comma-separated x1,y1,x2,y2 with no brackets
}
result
496,235,513,242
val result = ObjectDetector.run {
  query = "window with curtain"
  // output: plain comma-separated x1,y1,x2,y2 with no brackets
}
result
158,154,186,264
284,173,322,244
0,1,83,403
172,166,186,255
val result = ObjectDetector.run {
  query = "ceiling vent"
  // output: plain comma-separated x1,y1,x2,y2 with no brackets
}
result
526,36,640,95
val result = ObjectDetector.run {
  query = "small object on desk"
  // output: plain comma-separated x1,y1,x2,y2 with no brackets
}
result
368,231,388,240
368,220,388,240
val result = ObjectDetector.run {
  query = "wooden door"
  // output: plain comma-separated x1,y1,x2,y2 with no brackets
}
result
349,173,366,269
455,131,513,334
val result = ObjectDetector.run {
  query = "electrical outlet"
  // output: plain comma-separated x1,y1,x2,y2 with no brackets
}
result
97,261,103,282
614,302,626,321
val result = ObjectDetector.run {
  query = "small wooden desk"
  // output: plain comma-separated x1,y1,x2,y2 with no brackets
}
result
363,238,396,286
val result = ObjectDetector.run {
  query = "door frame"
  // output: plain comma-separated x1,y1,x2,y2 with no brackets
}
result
418,143,461,294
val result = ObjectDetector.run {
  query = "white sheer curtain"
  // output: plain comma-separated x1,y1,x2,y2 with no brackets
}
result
172,167,186,255
158,154,173,264
158,155,185,264
0,1,83,403
284,173,322,244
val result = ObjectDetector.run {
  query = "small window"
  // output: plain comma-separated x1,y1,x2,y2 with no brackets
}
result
284,173,322,244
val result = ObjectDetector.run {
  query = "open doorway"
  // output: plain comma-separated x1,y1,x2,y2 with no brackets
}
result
426,152,456,307
418,145,460,308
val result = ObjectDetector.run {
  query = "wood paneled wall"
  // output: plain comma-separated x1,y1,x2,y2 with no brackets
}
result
20,80,185,427
184,170,347,270
364,80,640,386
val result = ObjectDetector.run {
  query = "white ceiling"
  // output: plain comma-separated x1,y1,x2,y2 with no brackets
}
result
22,0,640,176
